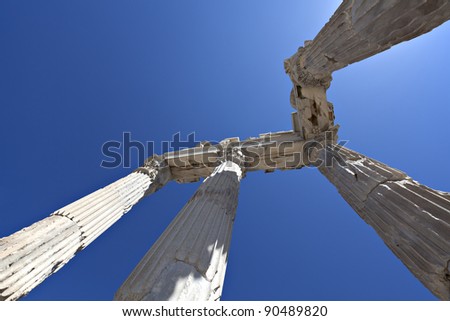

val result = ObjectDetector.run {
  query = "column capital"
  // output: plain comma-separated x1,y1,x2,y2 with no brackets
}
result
135,156,172,196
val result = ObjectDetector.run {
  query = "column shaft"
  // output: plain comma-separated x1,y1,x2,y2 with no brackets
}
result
0,162,170,301
289,0,450,79
114,161,242,301
318,146,450,300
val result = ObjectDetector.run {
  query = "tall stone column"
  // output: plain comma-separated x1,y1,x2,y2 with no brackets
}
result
317,145,450,300
287,0,450,79
114,161,242,301
0,159,170,301
284,0,450,139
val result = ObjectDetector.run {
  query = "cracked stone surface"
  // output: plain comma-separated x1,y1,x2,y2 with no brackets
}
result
287,0,450,80
318,146,450,300
284,0,450,140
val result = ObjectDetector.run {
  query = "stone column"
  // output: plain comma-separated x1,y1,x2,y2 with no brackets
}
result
114,161,242,301
317,145,450,300
287,0,450,79
0,159,170,301
285,0,450,139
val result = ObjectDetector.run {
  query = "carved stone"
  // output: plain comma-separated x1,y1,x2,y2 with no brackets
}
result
317,146,450,300
284,0,450,139
2,1,450,301
287,0,450,80
0,162,170,301
114,161,242,301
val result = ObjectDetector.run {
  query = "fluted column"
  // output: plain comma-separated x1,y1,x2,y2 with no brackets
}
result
285,0,450,138
114,161,242,301
317,145,450,300
0,160,170,301
287,0,450,80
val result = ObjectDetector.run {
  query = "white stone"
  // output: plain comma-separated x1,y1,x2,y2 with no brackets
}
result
115,161,242,301
0,165,169,301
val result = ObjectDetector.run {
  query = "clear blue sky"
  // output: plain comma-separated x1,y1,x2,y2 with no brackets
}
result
1,1,449,300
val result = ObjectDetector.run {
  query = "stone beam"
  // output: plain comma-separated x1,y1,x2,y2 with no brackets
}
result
114,161,242,301
317,145,450,300
0,160,170,301
162,129,337,183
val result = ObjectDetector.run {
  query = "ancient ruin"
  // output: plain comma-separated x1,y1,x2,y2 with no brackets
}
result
1,0,450,301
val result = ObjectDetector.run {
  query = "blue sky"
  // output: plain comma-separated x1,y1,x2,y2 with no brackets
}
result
0,1,449,300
